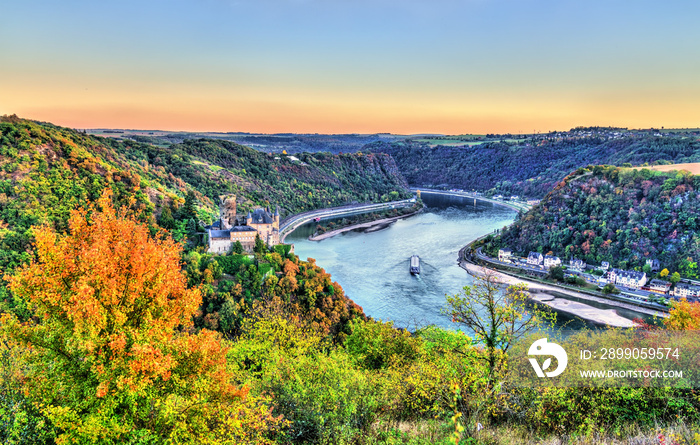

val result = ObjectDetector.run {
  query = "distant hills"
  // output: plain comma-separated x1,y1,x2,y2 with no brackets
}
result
89,128,405,154
367,131,700,198
483,164,700,277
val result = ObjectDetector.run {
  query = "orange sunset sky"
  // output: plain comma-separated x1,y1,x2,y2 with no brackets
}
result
2,0,699,134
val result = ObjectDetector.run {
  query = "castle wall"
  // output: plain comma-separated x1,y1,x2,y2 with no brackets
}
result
230,231,257,252
209,237,232,254
249,222,279,248
219,195,237,229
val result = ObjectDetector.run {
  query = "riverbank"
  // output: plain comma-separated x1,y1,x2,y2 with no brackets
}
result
309,209,422,241
529,292,637,328
279,198,417,243
459,259,666,327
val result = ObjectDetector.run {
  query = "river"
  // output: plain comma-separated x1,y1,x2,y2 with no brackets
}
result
286,194,654,331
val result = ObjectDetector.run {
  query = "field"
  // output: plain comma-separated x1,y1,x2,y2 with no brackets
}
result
633,162,700,174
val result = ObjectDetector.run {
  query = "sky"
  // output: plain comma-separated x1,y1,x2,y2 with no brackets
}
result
2,0,700,134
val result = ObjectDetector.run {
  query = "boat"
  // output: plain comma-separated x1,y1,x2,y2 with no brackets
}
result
410,255,420,275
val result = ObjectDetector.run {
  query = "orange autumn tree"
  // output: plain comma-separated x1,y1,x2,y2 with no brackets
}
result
1,191,284,444
665,298,700,330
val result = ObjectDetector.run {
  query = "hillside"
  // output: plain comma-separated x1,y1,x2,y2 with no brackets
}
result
484,164,700,276
124,138,409,213
368,134,700,198
0,116,409,275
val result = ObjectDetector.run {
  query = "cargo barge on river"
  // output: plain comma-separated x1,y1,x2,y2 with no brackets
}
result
410,255,421,275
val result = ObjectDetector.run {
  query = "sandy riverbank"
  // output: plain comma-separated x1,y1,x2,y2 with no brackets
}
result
529,292,637,328
309,210,421,241
460,261,666,328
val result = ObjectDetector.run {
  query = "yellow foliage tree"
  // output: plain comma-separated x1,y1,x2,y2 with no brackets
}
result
1,190,284,444
665,298,700,330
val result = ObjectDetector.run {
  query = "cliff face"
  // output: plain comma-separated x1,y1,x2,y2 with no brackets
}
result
486,165,700,276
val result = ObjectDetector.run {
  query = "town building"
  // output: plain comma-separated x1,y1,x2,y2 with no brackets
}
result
645,258,661,273
544,255,562,269
671,283,700,300
608,268,647,289
569,258,586,271
600,261,610,271
207,194,280,254
527,252,544,266
648,279,671,294
498,248,512,262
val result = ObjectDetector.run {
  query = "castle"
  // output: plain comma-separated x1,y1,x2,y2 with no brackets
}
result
207,195,280,254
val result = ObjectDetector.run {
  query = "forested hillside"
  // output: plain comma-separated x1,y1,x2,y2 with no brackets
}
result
0,116,409,274
369,135,700,198
485,164,700,275
129,138,409,212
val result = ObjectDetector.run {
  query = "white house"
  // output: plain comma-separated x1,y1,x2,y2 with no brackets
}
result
527,252,544,266
569,258,586,271
544,255,562,269
498,248,512,262
648,279,671,295
672,283,700,299
609,269,647,289
600,261,610,271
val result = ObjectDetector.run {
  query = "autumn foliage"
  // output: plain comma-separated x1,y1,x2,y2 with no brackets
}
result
665,298,700,330
1,191,284,443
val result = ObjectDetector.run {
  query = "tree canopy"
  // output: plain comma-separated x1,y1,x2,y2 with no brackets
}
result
1,191,283,443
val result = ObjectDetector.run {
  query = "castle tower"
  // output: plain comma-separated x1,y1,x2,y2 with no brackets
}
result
219,195,237,230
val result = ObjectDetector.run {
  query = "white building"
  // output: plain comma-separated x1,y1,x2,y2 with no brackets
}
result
609,268,647,289
527,252,543,266
569,258,586,271
498,248,512,262
544,255,562,269
648,279,671,295
672,283,700,300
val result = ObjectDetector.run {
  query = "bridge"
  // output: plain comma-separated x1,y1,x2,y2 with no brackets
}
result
279,198,416,243
410,188,531,213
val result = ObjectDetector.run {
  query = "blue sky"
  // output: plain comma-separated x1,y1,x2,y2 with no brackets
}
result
2,0,699,133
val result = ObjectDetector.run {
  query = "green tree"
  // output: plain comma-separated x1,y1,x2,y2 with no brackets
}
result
670,271,681,284
254,234,267,254
233,240,244,254
180,190,198,220
602,283,619,294
548,266,565,281
344,319,420,370
443,271,552,380
158,205,176,230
